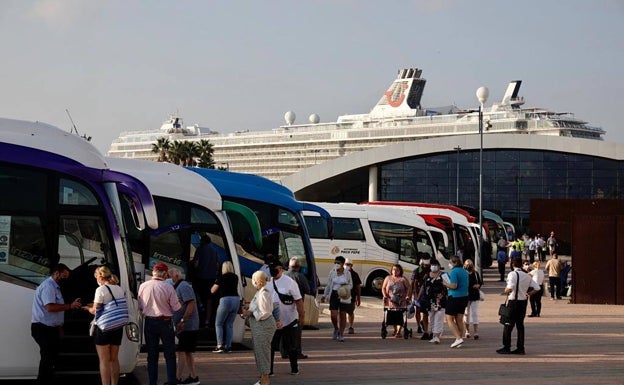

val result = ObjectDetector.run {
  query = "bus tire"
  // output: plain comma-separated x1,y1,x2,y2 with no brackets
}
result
366,270,387,296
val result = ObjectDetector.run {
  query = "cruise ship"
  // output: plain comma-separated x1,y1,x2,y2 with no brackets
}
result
107,68,605,181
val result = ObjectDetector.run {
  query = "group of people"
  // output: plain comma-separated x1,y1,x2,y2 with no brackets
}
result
241,256,309,385
378,255,483,349
30,230,565,385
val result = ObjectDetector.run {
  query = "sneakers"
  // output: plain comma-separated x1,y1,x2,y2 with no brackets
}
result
450,338,464,348
290,370,300,375
496,347,511,354
465,333,471,339
473,334,479,340
179,376,200,385
428,336,440,344
332,329,339,340
348,327,354,334
338,334,345,342
212,346,224,353
420,332,430,340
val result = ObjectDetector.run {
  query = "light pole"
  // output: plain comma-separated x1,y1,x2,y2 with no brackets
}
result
454,146,461,205
476,86,489,274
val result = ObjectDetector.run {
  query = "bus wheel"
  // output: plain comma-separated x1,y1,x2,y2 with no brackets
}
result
366,271,387,296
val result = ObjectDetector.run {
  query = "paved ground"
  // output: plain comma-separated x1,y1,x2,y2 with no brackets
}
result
131,258,624,385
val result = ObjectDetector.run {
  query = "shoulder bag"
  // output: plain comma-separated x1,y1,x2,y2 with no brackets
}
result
498,272,519,324
273,280,294,305
95,285,129,331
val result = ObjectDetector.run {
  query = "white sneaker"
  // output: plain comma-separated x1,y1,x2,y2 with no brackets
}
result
450,338,464,348
429,336,440,344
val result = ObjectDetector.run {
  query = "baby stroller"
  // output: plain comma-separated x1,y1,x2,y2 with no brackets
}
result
381,296,412,339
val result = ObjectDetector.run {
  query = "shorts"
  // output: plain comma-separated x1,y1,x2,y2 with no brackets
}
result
177,330,199,352
445,296,469,316
343,301,356,315
94,326,123,346
329,291,350,312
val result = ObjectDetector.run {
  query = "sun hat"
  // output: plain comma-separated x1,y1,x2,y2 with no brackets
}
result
337,285,351,300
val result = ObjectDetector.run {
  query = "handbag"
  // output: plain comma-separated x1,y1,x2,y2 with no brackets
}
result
498,272,519,325
95,285,129,332
479,289,486,301
273,280,294,305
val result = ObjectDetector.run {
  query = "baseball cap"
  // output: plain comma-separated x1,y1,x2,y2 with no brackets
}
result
152,262,169,272
344,258,353,265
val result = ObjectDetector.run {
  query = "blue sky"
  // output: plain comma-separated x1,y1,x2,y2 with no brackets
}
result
1,0,623,153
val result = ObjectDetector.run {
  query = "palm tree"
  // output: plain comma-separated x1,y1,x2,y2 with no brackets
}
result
196,139,215,169
180,141,200,167
151,137,171,162
168,140,184,165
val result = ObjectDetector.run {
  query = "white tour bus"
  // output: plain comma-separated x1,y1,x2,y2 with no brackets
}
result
363,201,481,265
107,158,262,343
303,202,448,294
0,118,158,379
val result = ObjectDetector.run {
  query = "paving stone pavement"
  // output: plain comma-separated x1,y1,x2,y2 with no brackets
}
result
131,258,624,385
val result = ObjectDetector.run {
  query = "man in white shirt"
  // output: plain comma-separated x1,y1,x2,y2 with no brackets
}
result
268,260,305,375
496,258,540,355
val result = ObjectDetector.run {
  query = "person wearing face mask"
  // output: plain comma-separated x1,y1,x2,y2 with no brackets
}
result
321,256,353,342
31,263,82,385
463,259,483,340
420,259,446,344
442,255,469,348
242,271,277,385
268,260,304,375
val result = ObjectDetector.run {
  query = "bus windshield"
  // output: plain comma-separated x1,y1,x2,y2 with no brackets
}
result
0,118,156,379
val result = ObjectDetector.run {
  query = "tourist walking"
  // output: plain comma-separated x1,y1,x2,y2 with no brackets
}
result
496,258,539,355
211,261,240,354
344,258,362,335
442,256,469,348
545,253,563,300
321,256,353,341
528,261,545,317
463,259,483,340
269,260,305,375
138,262,182,385
242,271,276,385
421,259,446,344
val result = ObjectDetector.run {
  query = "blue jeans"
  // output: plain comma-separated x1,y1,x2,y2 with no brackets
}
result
215,296,240,349
144,318,176,385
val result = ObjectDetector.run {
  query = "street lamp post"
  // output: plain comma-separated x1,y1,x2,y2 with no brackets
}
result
454,146,461,205
476,86,489,274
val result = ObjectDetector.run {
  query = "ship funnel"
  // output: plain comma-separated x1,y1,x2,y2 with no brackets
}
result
370,67,427,117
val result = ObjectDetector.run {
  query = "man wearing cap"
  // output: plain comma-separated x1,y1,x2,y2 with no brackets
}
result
268,260,305,376
138,262,182,385
343,258,361,334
